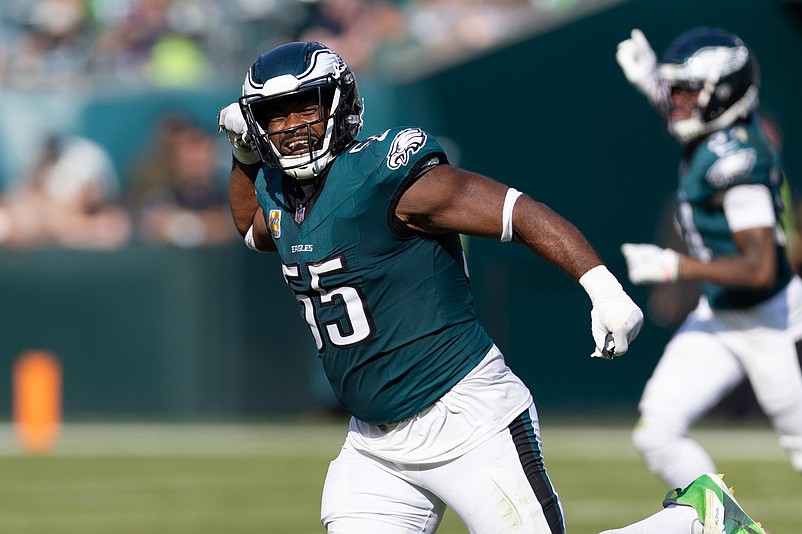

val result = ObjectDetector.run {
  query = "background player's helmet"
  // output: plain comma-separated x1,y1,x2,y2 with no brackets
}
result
656,27,759,143
239,41,363,179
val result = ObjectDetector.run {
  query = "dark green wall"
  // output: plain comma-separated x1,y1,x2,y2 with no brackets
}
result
0,246,319,418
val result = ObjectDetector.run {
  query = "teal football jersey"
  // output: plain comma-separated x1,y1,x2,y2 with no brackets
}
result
254,127,493,424
676,115,793,309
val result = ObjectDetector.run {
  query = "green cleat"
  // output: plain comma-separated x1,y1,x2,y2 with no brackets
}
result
663,473,766,534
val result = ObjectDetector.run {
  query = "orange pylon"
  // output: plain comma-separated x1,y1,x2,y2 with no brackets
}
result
13,350,62,454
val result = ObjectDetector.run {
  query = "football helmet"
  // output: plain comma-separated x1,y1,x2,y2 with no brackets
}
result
656,27,759,143
239,41,363,179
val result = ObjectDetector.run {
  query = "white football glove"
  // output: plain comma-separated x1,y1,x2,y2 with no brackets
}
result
217,102,260,165
579,266,644,360
620,243,681,285
616,29,659,100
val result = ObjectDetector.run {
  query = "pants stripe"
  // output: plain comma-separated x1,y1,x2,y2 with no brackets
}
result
507,409,565,534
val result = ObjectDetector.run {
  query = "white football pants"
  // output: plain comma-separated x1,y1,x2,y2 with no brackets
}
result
321,404,565,534
633,275,802,488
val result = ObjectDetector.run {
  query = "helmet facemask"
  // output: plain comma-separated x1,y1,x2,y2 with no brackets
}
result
241,85,338,180
239,42,363,180
655,28,759,144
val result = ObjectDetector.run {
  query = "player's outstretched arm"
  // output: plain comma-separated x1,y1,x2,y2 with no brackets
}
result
397,164,601,278
396,164,643,357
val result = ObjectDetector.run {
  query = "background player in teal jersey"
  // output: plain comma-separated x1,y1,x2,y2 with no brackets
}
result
219,41,765,533
617,26,802,492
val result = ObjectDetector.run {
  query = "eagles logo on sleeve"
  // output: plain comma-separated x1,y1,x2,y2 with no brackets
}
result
706,149,757,187
386,128,427,170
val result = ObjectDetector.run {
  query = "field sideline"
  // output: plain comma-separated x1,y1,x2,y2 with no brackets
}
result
0,418,798,533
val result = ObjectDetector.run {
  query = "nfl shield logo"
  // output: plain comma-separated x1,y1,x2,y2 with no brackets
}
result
269,210,281,239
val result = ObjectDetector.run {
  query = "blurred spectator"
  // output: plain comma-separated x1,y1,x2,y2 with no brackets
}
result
397,0,544,71
0,134,132,249
0,0,605,88
147,32,209,87
299,0,407,73
1,0,93,88
127,114,236,247
91,0,169,85
92,0,212,87
407,0,534,52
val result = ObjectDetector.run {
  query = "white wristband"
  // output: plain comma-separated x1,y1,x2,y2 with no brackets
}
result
579,265,623,304
501,188,523,242
244,224,263,251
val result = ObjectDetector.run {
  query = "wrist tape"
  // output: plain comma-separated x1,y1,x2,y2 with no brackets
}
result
579,265,624,304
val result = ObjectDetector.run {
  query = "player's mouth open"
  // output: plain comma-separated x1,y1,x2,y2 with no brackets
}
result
284,138,317,155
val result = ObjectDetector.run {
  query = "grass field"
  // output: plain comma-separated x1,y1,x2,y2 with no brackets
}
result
0,418,799,533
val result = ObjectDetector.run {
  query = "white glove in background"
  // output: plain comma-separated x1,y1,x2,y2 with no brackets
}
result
616,29,659,101
579,265,644,359
217,103,260,165
620,243,681,285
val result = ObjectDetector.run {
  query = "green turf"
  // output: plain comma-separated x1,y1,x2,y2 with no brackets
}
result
0,420,798,533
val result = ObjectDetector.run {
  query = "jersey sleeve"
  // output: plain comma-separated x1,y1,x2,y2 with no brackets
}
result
706,148,758,187
348,127,449,238
703,126,774,190
350,127,448,192
723,183,776,232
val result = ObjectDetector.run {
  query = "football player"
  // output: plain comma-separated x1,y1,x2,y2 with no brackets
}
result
618,26,802,492
219,41,761,533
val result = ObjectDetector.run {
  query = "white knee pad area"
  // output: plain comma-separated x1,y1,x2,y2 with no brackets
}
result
631,418,716,489
632,419,673,458
779,434,802,471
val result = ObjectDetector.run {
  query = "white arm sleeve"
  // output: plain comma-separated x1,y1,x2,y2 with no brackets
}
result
723,184,776,233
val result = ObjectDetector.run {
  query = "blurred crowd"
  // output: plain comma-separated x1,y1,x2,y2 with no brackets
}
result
0,0,609,251
0,114,236,250
0,0,601,88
